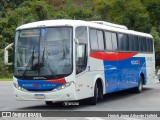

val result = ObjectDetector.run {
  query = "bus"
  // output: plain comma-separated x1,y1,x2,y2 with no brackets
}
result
12,20,155,105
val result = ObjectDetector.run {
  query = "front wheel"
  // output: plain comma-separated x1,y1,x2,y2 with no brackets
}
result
135,76,143,93
89,83,98,105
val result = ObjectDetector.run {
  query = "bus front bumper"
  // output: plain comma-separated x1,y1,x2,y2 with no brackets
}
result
13,82,78,102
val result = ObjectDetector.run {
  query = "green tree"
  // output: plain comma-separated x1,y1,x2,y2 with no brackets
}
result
93,0,151,32
142,0,160,32
150,27,160,60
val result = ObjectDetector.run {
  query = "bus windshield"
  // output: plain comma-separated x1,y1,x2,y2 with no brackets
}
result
14,27,72,79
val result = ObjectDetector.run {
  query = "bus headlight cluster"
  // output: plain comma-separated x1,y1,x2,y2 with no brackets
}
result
13,83,28,92
52,81,74,92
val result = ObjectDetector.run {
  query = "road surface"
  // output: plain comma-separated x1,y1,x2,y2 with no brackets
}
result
0,80,160,119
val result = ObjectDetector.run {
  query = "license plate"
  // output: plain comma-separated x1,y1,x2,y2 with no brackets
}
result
35,94,45,99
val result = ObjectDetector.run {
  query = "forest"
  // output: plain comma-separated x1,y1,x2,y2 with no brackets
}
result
0,0,160,78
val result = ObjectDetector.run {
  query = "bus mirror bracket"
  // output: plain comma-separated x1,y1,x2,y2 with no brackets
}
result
74,38,79,44
4,43,14,65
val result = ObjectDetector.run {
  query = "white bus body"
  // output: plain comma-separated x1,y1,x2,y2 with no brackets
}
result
13,20,155,105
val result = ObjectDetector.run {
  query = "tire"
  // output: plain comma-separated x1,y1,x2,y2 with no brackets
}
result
97,83,103,101
89,83,98,105
45,101,53,105
135,76,143,93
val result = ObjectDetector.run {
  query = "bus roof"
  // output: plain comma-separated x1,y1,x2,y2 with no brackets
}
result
17,19,153,38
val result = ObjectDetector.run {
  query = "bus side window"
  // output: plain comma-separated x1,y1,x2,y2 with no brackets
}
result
76,26,88,74
129,35,134,51
118,33,129,51
105,31,112,51
139,37,144,52
151,39,153,52
112,33,118,51
134,36,139,51
90,29,99,50
97,30,105,50
148,38,153,52
118,33,124,51
143,38,147,52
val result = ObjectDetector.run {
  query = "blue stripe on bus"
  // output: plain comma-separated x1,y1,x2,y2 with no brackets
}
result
103,57,146,93
17,80,64,91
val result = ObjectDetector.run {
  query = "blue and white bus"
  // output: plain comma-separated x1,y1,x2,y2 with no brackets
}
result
12,20,155,105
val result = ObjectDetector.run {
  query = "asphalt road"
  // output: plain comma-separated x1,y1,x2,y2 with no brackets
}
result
0,80,160,119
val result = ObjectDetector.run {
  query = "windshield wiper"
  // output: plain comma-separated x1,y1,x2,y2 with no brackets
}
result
41,47,57,78
22,46,35,77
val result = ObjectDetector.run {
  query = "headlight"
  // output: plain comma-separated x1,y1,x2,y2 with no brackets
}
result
13,83,28,92
52,81,74,92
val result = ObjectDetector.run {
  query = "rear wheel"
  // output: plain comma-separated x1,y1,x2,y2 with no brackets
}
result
135,76,143,93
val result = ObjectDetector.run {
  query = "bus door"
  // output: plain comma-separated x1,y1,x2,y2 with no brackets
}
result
75,26,92,99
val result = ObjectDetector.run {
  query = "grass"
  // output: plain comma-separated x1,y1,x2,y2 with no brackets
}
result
0,78,12,81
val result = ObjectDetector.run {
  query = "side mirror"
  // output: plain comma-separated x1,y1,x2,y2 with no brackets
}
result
77,44,86,58
4,43,13,65
77,45,83,58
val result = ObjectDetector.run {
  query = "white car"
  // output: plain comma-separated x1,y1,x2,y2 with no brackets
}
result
157,70,160,81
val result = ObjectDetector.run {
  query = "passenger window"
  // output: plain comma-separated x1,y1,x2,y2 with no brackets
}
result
134,36,139,51
118,33,128,51
97,30,104,50
148,38,153,52
112,33,118,51
105,32,112,50
124,34,129,51
118,34,124,50
139,37,143,52
143,38,147,52
130,35,134,51
90,29,98,50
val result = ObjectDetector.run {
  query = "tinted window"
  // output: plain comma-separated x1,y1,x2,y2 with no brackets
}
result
90,29,98,50
76,26,87,44
97,30,104,50
150,39,153,52
130,35,134,51
139,37,143,52
105,32,112,50
118,33,129,51
147,38,153,52
124,34,129,50
112,33,118,51
130,35,139,51
134,36,139,51
143,38,147,52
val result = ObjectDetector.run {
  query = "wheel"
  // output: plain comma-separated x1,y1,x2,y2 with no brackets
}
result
135,76,143,93
89,83,98,105
45,101,53,105
97,83,103,101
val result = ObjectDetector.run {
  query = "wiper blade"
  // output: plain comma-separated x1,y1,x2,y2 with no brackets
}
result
42,47,57,78
22,46,35,77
